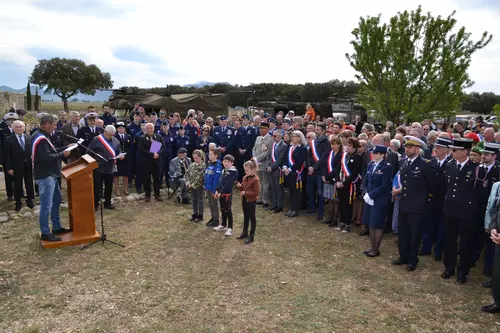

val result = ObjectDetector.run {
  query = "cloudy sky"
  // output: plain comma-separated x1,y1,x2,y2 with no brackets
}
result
1,0,499,93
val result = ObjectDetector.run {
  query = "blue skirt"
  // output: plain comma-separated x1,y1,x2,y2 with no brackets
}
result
362,196,390,229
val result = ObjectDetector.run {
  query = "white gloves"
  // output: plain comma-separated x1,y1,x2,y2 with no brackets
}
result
363,193,375,206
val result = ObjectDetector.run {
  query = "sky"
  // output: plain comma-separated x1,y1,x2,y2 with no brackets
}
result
0,0,499,93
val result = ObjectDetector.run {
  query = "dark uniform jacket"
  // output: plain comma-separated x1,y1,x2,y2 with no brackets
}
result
49,130,64,148
212,126,234,150
398,155,437,214
476,161,500,208
363,160,392,201
335,151,362,188
284,145,307,175
77,126,104,154
443,158,478,220
114,133,131,154
429,156,451,212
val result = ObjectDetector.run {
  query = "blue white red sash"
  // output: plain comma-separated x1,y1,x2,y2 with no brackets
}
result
327,150,335,173
478,134,484,142
272,142,278,163
287,146,296,167
97,134,116,163
32,133,55,162
341,152,351,178
310,140,320,163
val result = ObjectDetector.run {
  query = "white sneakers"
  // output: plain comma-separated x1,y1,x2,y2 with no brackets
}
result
213,225,228,231
225,228,233,236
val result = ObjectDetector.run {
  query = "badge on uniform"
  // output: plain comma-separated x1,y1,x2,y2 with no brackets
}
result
415,167,419,170
483,180,489,188
227,130,232,135
263,145,268,151
185,140,189,145
350,159,353,162
375,171,383,175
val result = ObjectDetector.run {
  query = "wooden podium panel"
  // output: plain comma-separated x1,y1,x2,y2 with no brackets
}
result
41,154,100,248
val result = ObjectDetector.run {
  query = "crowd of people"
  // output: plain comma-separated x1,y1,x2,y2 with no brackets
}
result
2,103,500,313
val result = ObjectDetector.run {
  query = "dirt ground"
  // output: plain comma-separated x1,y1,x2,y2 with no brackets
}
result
1,189,500,333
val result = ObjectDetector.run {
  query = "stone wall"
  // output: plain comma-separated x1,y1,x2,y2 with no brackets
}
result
0,92,25,113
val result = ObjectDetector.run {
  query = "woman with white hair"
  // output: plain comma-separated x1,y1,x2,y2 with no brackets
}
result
283,131,307,218
87,125,124,210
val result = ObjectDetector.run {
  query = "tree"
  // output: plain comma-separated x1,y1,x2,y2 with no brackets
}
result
26,83,32,110
346,6,492,123
30,58,113,111
34,86,39,111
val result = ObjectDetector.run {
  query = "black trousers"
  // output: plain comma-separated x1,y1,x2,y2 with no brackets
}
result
4,172,14,198
398,212,423,266
443,216,474,275
473,208,487,263
94,171,113,205
220,194,233,228
385,200,395,231
143,161,161,197
492,245,500,304
13,163,34,204
286,174,302,212
242,199,257,236
338,187,353,225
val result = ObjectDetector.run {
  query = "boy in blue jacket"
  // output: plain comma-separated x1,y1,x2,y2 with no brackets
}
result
214,155,238,236
204,149,223,227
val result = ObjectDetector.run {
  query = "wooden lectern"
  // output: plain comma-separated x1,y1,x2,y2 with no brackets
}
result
41,154,100,249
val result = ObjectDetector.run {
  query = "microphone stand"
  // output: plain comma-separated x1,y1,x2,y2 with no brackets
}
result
66,134,124,250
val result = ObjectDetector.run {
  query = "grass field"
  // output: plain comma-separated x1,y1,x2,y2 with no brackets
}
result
1,187,499,333
39,102,108,112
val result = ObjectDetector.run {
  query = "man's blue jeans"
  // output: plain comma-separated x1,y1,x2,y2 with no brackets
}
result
36,176,62,235
307,175,325,218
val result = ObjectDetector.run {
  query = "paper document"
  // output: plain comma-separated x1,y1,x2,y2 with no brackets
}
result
150,140,162,153
64,144,79,152
112,153,127,160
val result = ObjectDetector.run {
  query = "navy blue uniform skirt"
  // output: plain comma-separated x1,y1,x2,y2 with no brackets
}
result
114,157,129,176
362,196,390,229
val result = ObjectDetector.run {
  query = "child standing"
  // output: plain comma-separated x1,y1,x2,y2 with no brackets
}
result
237,160,260,244
204,149,223,227
214,155,238,236
186,150,206,222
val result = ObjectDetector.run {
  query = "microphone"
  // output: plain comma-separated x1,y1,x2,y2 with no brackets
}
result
64,134,108,162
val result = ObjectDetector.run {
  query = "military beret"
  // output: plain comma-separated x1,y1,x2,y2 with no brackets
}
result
161,121,168,126
471,146,482,155
465,132,480,143
140,120,147,124
268,118,277,123
283,119,291,125
178,126,184,130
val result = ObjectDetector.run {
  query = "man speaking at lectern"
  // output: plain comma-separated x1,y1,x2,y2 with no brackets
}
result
32,115,72,242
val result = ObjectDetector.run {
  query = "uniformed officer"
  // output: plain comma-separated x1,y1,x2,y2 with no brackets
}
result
159,121,175,187
133,120,147,193
174,126,191,156
184,114,198,157
212,115,233,158
474,142,500,277
481,198,500,313
114,122,130,196
441,138,477,284
420,137,452,261
362,145,393,257
126,111,142,186
0,112,19,200
392,136,436,271
230,119,254,182
76,112,103,155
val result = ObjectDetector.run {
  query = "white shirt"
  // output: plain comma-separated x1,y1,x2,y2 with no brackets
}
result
437,156,447,168
72,124,79,135
484,161,495,174
456,158,469,170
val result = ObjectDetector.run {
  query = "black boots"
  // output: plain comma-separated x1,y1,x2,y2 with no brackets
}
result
244,235,254,244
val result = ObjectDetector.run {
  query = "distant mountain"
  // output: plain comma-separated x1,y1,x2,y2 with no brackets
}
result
0,85,112,102
183,81,230,88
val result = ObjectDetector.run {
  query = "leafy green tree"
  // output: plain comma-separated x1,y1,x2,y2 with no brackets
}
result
30,58,113,111
26,83,32,110
346,6,492,123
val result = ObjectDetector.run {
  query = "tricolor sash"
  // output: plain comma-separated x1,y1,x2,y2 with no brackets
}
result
97,134,116,163
272,142,278,163
32,133,55,162
287,146,296,168
311,139,320,163
341,152,351,178
327,150,336,174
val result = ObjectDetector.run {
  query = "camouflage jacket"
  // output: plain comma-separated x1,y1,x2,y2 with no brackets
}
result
186,161,206,189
